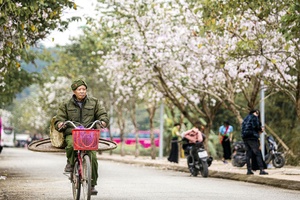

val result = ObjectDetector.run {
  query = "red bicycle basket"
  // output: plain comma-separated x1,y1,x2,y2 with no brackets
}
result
72,129,100,150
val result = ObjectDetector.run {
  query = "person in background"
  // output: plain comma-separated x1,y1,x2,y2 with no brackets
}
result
241,109,268,175
0,136,3,154
168,123,181,163
55,79,109,195
31,133,40,142
219,121,233,164
182,121,204,163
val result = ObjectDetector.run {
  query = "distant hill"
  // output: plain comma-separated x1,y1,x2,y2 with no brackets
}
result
20,60,48,73
16,45,56,99
20,44,56,73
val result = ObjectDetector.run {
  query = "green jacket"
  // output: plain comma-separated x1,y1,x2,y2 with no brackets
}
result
55,95,109,136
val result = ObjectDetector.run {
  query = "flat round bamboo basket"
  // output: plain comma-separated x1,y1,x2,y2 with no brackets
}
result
28,138,117,153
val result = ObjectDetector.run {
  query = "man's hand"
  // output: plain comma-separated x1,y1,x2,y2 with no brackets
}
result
58,122,66,131
101,121,107,128
58,122,64,129
96,121,107,129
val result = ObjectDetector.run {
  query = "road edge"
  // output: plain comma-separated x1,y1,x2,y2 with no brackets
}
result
98,156,300,191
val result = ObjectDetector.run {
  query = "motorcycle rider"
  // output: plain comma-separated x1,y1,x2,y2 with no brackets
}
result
182,121,204,165
241,109,268,175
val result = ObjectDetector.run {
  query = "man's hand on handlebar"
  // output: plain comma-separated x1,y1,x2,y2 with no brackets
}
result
58,122,67,131
100,121,106,128
58,120,106,131
96,121,106,129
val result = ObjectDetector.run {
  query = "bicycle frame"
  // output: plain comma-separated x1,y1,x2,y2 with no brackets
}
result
73,149,92,200
77,150,84,180
75,150,86,182
61,120,103,200
76,150,91,181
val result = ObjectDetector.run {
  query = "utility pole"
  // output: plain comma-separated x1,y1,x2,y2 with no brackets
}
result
260,82,265,160
159,102,164,159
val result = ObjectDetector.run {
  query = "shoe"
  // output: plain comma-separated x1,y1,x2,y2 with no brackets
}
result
259,170,268,175
64,162,73,172
247,170,254,175
91,186,98,195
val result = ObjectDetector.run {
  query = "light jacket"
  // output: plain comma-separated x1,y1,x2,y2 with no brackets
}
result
183,127,203,143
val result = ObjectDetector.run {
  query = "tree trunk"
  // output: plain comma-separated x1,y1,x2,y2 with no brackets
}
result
296,61,300,122
147,103,156,160
129,99,139,158
116,105,126,156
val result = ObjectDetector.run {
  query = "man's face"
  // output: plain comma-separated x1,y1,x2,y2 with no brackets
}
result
73,85,87,101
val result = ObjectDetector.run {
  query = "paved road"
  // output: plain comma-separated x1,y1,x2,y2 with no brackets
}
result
0,148,300,200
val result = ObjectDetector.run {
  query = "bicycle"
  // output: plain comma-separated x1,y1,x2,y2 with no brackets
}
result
60,120,103,200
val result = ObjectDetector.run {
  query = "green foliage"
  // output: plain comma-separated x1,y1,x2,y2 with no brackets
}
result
280,1,300,40
265,92,300,157
0,67,38,108
198,0,300,45
0,45,51,107
0,0,79,107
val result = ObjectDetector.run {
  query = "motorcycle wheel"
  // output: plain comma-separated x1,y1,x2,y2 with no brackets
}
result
200,161,209,178
231,158,237,167
231,158,246,167
187,155,199,177
235,162,246,168
272,155,285,168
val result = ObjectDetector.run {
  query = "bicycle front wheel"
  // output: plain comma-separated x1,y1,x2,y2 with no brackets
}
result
81,155,92,200
72,161,81,200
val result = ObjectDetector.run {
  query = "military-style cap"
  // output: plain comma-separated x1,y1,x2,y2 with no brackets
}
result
71,79,87,91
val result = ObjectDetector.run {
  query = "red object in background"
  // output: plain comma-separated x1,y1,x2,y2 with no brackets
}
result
100,129,160,148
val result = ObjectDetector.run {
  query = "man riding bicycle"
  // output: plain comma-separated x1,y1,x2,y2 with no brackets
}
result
55,79,109,195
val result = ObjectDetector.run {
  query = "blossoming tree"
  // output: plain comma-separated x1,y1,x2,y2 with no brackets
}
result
95,0,300,156
0,0,78,107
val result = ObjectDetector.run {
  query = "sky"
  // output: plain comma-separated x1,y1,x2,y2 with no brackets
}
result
40,0,98,47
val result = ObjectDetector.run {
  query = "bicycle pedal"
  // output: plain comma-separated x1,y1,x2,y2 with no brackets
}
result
63,172,72,181
63,172,71,176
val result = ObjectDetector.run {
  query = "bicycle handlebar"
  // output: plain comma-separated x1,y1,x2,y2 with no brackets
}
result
58,120,104,131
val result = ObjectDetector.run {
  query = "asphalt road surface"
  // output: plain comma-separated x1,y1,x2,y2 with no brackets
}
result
0,148,300,200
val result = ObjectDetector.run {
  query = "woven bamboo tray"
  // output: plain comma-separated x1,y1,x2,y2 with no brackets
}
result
28,138,117,153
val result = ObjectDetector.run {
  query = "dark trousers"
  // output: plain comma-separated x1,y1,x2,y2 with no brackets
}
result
243,139,264,171
65,135,98,186
190,144,200,162
221,136,231,160
168,138,179,163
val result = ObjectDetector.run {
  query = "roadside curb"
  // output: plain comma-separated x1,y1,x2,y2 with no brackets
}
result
210,171,300,191
98,155,300,191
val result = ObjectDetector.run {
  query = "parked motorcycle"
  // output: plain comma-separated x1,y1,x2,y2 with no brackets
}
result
231,141,246,167
232,135,285,168
184,142,213,177
264,135,285,168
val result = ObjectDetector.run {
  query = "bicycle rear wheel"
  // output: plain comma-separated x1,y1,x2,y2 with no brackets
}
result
82,155,92,200
72,161,81,200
